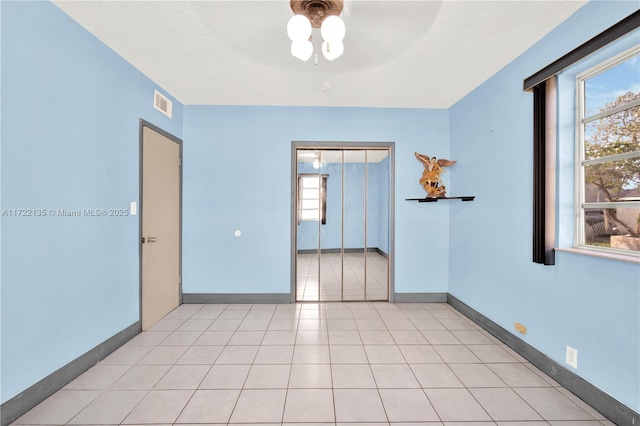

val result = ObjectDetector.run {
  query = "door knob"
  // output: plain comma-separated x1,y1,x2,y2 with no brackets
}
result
147,236,157,243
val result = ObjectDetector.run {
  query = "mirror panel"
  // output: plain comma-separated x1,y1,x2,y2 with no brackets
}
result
319,150,342,301
296,150,320,301
366,150,390,301
343,150,366,301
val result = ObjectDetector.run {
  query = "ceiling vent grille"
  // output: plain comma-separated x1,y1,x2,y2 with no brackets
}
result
154,90,172,118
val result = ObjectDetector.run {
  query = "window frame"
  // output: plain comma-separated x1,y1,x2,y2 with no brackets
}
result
525,9,640,265
574,45,640,256
297,173,328,224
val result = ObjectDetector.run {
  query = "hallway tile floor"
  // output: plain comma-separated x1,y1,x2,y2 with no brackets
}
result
12,302,612,425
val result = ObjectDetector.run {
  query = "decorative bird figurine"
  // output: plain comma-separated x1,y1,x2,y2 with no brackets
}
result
415,152,457,197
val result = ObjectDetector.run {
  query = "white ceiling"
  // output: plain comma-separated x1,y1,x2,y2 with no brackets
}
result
52,0,588,109
298,149,389,163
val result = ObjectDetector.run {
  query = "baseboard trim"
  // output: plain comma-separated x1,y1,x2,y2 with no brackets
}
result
0,321,141,426
373,247,389,259
394,292,447,303
182,293,291,304
297,248,389,257
447,294,639,426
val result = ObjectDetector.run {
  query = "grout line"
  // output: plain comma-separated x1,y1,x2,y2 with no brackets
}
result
17,302,605,425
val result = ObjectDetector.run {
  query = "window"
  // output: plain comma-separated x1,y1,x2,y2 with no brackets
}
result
576,47,640,255
298,174,327,224
526,10,639,263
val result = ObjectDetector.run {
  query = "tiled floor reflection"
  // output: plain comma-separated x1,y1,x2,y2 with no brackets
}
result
13,302,610,425
297,252,388,301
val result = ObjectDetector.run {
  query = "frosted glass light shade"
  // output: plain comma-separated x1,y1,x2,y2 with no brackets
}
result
291,40,313,61
321,40,343,61
320,15,345,42
287,14,312,41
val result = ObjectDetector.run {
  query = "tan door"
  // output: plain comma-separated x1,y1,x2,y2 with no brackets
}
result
142,126,181,330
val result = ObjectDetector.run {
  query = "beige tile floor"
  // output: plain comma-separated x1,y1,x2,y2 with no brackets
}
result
12,302,612,425
297,252,389,301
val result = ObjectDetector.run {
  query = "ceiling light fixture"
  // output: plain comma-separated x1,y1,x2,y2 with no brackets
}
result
287,0,345,62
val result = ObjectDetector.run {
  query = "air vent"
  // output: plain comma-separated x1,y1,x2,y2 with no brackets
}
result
154,90,172,118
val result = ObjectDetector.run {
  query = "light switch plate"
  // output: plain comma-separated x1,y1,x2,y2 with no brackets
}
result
566,346,578,368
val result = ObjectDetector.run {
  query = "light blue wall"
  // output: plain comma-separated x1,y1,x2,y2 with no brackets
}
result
366,162,379,250
376,156,391,252
342,162,366,250
449,1,640,412
296,160,388,252
0,1,183,403
182,106,449,295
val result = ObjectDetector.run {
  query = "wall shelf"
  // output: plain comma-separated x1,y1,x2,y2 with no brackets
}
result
405,196,475,202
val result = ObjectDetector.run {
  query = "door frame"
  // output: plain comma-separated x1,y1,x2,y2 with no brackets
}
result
139,119,183,324
291,141,395,303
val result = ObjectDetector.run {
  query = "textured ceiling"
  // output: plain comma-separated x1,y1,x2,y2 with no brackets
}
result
299,149,390,163
52,0,588,108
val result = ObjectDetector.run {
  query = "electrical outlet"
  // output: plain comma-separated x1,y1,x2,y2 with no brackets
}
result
566,346,578,368
514,322,527,334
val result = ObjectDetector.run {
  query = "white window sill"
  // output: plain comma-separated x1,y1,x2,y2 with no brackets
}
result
555,247,640,264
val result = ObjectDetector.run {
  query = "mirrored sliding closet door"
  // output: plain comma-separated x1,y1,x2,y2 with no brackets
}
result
295,147,390,302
